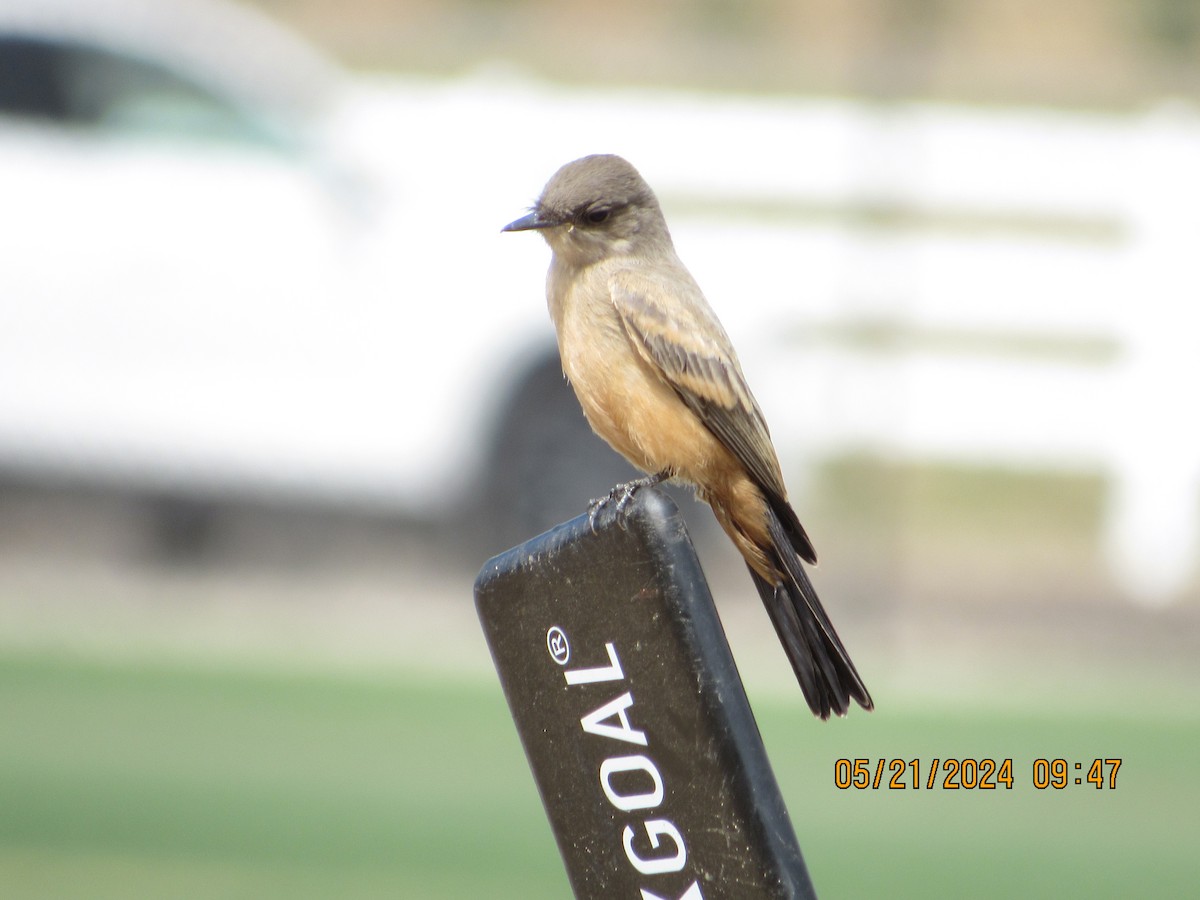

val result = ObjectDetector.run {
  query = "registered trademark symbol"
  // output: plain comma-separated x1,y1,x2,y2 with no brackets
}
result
546,626,570,665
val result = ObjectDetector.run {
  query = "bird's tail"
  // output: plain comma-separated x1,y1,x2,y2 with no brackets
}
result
749,505,873,719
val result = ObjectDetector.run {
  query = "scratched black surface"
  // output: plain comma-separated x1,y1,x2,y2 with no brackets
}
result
475,488,816,900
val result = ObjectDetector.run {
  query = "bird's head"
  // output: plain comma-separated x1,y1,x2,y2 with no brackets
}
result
503,154,672,267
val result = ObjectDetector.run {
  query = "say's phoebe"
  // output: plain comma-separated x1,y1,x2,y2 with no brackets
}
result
504,154,872,719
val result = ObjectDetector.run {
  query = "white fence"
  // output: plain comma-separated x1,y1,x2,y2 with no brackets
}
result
473,83,1199,605
614,96,1200,606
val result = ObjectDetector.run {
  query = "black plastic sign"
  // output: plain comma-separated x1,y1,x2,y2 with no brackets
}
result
475,488,817,899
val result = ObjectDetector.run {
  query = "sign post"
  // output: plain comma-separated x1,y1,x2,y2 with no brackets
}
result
475,487,817,899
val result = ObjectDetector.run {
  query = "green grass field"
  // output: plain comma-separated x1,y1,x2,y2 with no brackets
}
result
0,651,1193,898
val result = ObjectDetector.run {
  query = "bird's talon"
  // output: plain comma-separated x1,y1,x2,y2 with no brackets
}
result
586,495,609,533
587,471,668,531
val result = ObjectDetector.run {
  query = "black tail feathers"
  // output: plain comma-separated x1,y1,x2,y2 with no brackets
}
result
751,506,873,719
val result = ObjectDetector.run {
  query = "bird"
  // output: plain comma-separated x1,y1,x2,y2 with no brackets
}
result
503,154,871,719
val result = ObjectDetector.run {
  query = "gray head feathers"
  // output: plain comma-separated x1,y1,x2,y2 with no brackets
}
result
536,154,659,226
504,154,674,265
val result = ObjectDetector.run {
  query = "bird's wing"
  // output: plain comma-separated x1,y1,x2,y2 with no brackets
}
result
609,266,787,500
610,264,819,565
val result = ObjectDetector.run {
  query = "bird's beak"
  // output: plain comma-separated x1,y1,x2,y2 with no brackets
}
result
502,210,554,232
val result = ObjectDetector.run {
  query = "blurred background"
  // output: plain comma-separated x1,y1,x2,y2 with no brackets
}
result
0,0,1197,896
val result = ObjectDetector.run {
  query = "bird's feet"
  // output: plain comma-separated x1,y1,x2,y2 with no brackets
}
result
587,470,670,532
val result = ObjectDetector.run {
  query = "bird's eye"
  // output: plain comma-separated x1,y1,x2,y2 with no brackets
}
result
584,207,611,225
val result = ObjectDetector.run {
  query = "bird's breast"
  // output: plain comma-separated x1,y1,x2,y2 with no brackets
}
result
550,272,731,484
